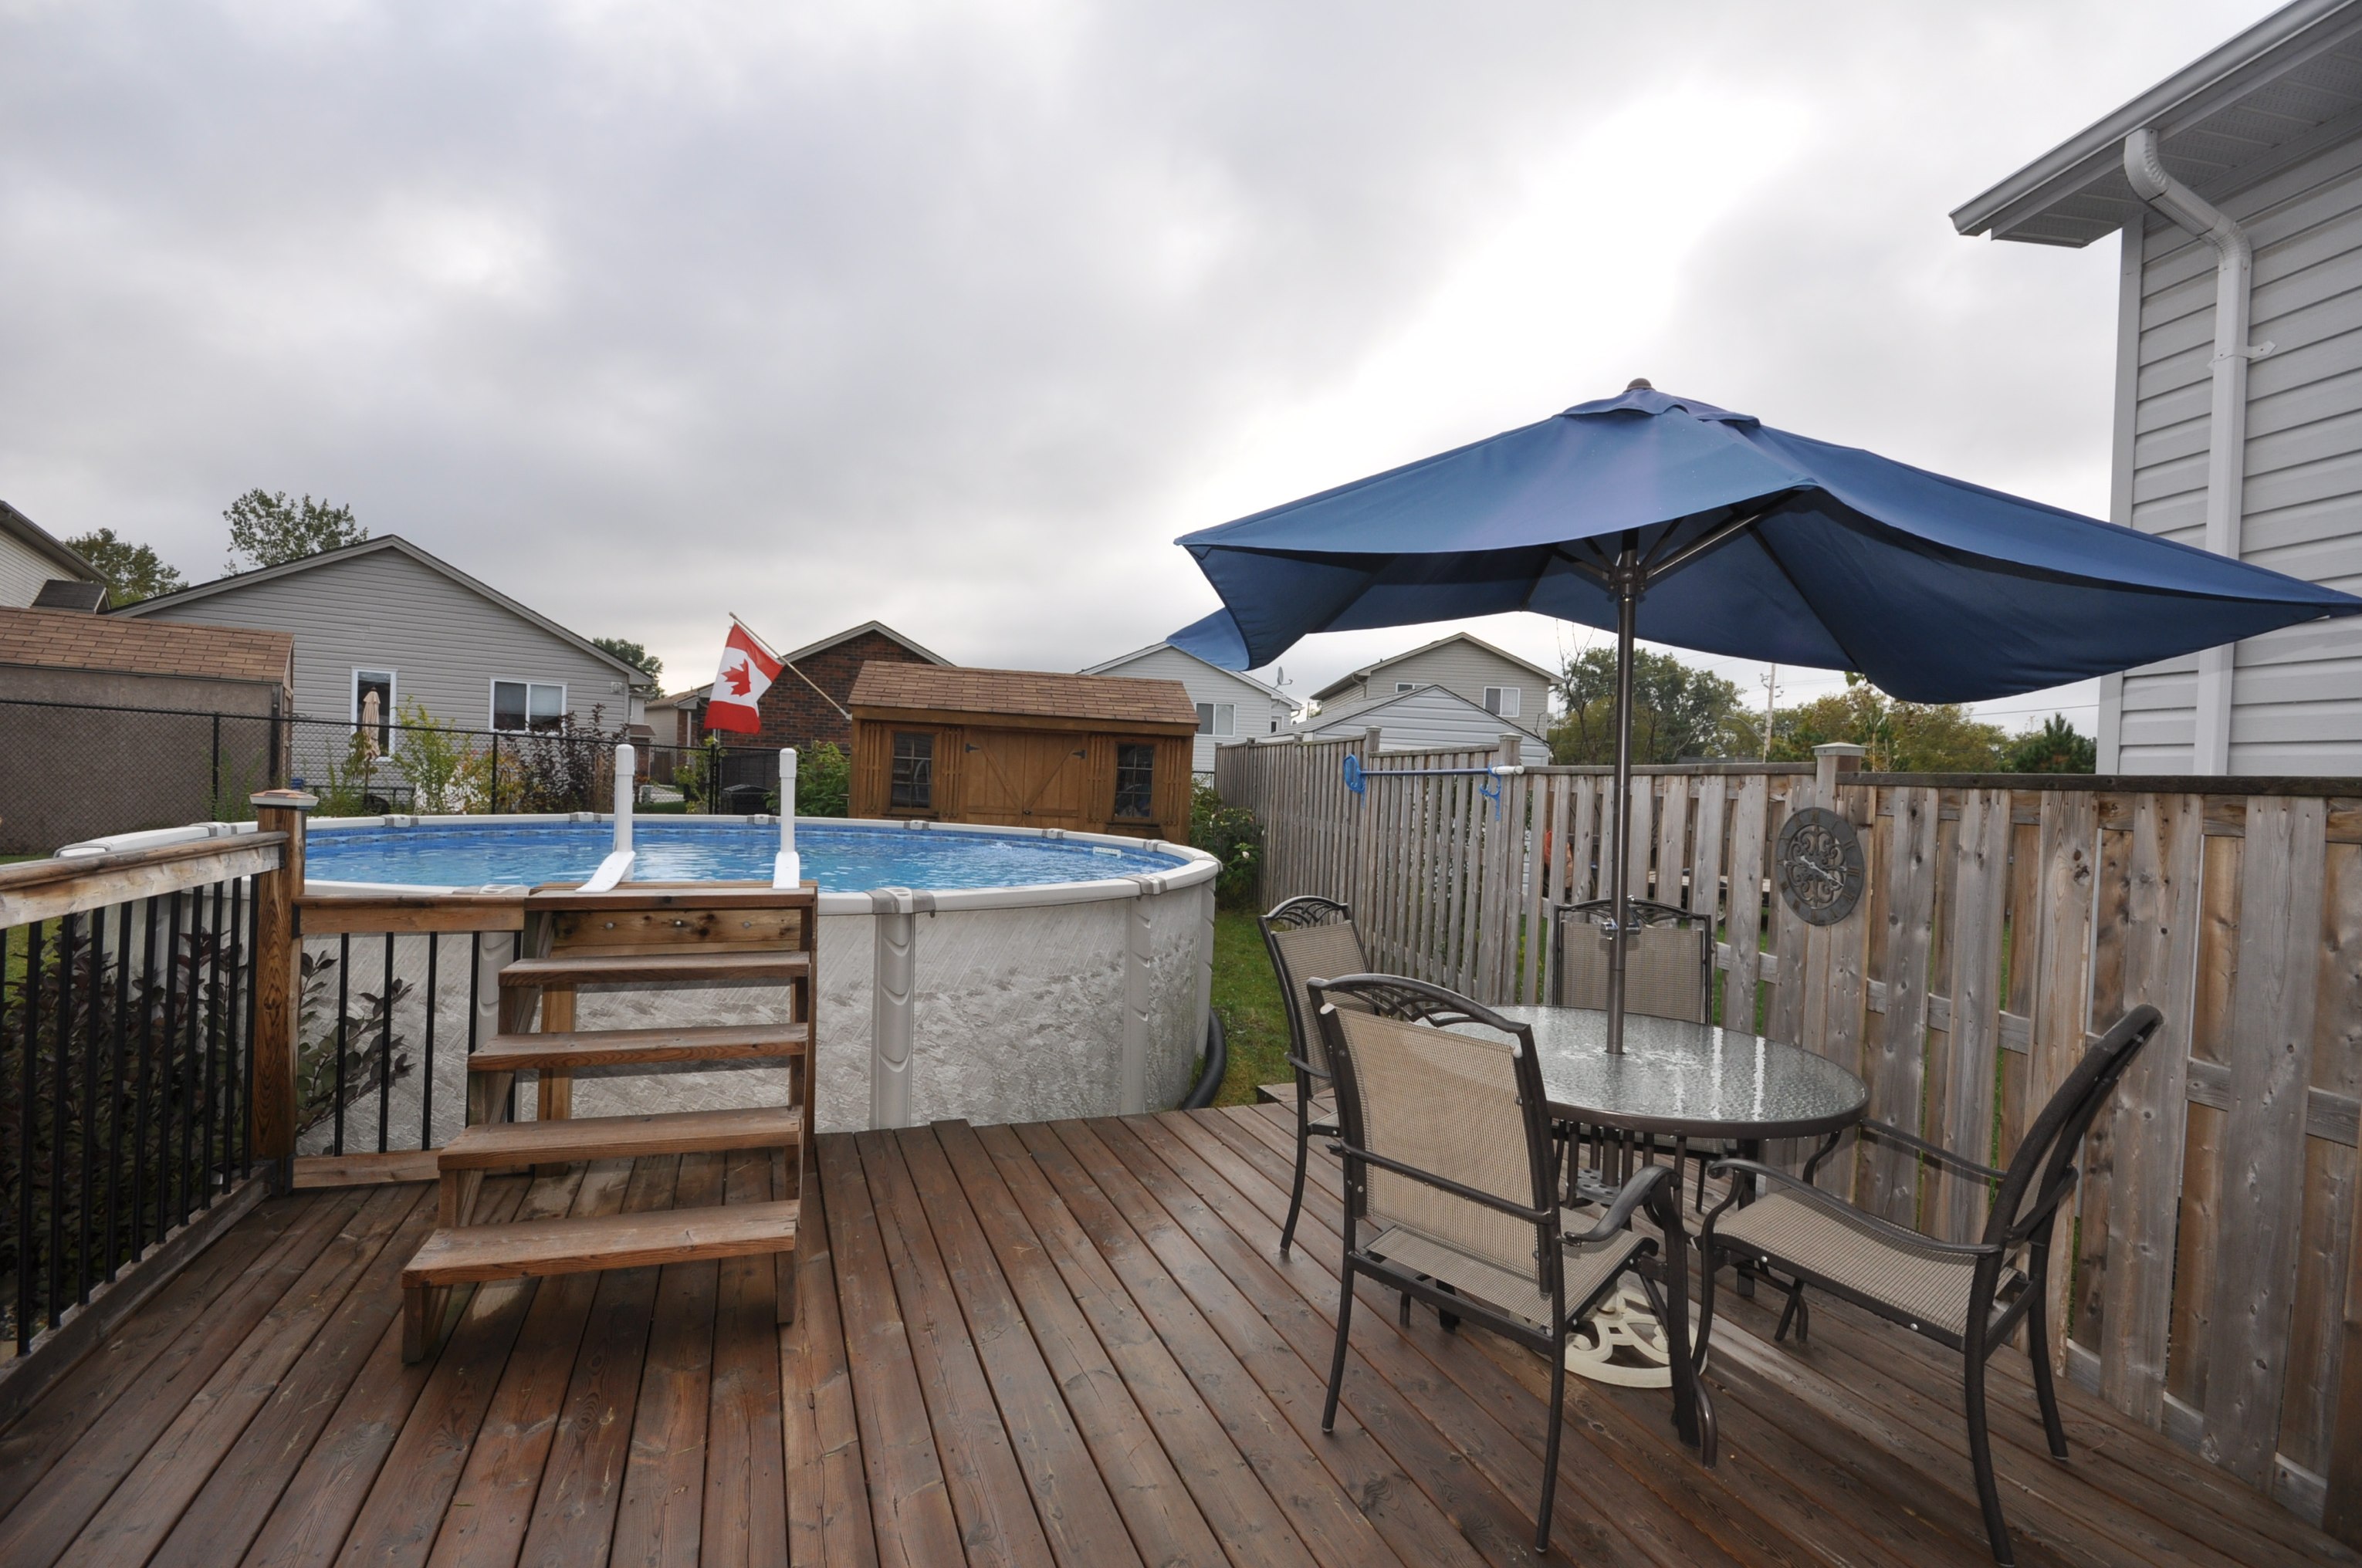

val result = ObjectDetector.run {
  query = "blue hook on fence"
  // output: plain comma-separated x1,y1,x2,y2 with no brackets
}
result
1342,752,1365,795
1480,773,1502,817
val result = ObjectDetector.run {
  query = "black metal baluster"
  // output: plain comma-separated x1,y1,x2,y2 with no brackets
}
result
106,902,131,1283
421,935,438,1149
15,921,37,1353
78,910,103,1306
49,913,74,1333
156,893,182,1247
377,933,394,1154
333,933,350,1157
179,892,205,1225
131,897,160,1261
240,883,258,1176
201,884,224,1207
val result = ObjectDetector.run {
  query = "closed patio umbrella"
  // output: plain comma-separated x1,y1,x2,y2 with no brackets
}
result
1169,382,2362,1052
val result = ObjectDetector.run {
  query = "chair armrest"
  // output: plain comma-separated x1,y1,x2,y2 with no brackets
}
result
1326,1141,1555,1225
1702,1159,2003,1260
1565,1164,1673,1246
1284,1055,1332,1083
1856,1119,2003,1183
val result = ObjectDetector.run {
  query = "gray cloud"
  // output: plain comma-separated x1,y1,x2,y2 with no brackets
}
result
0,0,2275,721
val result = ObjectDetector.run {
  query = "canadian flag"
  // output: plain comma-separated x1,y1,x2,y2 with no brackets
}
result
706,621,783,735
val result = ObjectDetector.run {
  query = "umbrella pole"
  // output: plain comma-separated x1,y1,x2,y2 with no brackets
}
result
1606,540,1640,1056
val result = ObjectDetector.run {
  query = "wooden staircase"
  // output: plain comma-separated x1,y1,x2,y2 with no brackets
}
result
402,882,816,1361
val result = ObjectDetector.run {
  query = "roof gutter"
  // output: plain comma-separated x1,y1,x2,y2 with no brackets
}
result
2121,127,2274,775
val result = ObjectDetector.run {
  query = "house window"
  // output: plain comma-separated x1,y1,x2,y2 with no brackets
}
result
890,732,934,809
492,680,567,732
1395,681,1416,692
1114,743,1156,819
353,670,395,751
1483,685,1521,718
1195,701,1234,737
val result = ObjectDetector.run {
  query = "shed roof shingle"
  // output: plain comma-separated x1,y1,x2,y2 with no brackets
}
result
0,606,294,685
849,664,1198,727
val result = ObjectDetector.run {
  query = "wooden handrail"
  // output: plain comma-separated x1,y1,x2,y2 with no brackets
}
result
0,833,288,928
296,891,527,934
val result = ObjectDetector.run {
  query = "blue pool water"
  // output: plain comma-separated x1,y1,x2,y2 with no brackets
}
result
301,820,1189,890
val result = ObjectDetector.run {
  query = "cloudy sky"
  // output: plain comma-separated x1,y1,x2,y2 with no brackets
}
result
0,0,2282,728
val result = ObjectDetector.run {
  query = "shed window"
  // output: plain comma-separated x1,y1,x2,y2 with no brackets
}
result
891,732,935,809
1483,685,1521,718
1114,743,1156,819
492,680,567,732
354,670,395,752
1195,701,1234,737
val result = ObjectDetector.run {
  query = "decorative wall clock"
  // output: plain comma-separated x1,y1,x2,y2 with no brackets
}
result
1775,806,1865,926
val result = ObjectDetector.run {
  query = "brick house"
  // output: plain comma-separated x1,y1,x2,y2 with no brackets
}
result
648,620,952,759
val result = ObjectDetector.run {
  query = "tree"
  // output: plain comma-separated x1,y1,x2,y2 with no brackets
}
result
591,637,662,683
63,528,184,606
1548,646,1744,765
2006,714,2096,774
223,490,365,572
1726,681,2008,772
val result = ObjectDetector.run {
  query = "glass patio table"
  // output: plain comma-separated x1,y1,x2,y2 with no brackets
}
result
1450,1005,1868,1404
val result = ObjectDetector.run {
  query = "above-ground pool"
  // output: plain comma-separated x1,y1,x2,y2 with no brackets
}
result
64,813,1220,1140
301,818,1193,890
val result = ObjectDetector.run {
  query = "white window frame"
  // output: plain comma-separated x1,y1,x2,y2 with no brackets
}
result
352,667,398,752
1395,680,1416,693
1196,701,1235,738
1483,685,1521,718
489,678,569,733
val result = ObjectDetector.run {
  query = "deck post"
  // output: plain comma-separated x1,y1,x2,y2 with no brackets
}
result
249,789,315,1191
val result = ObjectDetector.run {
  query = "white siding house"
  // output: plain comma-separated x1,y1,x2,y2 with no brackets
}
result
0,501,104,610
1306,631,1553,732
114,536,652,735
1298,683,1543,752
1081,641,1294,774
1954,0,2362,775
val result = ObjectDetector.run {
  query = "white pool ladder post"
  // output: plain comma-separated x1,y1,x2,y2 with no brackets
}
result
773,748,802,888
583,742,637,892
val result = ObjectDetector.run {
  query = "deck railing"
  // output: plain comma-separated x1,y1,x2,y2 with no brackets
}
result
1217,732,2362,1542
0,828,284,1352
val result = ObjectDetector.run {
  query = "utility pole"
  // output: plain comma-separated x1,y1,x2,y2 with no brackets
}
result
1760,664,1779,762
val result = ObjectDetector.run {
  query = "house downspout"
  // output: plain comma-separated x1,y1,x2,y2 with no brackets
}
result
2121,127,2272,776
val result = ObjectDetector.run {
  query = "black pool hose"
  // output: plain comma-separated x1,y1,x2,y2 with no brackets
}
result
1180,1011,1227,1110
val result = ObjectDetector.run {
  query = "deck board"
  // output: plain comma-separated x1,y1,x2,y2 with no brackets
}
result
0,1107,2350,1567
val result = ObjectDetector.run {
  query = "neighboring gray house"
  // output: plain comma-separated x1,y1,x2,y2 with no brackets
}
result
114,535,653,743
1296,682,1543,753
1079,640,1294,773
1954,0,2362,776
0,499,104,610
1306,630,1554,731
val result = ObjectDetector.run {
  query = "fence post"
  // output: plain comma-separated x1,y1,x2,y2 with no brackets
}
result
250,788,315,1190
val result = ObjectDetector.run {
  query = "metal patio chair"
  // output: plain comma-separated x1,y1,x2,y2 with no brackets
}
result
1552,897,1726,1208
1695,1004,2165,1568
1308,973,1707,1552
1259,894,1368,1258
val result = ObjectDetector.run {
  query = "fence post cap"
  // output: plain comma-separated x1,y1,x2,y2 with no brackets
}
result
1810,743,1866,759
251,788,319,812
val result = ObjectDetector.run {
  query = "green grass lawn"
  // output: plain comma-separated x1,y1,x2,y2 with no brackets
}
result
1209,905,1291,1107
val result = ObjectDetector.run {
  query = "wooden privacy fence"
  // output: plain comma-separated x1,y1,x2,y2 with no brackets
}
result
1216,732,2362,1537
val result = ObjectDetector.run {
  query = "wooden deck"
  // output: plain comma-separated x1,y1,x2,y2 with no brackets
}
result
0,1103,2352,1568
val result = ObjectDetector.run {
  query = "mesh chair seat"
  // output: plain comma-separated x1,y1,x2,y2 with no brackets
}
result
1368,1218,1645,1332
1714,1191,2015,1338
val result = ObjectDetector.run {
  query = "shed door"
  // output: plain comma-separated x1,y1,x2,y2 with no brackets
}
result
963,729,1088,828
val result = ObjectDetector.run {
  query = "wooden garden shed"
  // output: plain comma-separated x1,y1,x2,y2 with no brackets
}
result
847,664,1196,843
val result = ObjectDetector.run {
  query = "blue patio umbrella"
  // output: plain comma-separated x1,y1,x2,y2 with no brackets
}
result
1169,382,2362,1050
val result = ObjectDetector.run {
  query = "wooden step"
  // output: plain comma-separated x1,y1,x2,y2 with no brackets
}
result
498,949,810,988
469,1024,808,1073
403,1200,800,1287
436,1106,804,1171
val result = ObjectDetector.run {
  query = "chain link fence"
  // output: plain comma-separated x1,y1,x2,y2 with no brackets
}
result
0,696,791,854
